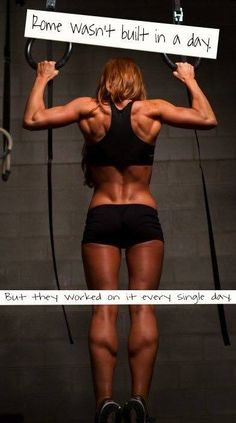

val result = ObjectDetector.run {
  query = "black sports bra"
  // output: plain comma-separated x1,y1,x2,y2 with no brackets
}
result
85,101,155,167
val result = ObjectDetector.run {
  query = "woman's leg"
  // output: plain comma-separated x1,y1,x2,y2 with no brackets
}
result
82,243,121,410
125,239,164,401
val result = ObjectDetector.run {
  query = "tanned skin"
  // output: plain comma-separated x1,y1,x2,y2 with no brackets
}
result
23,61,217,411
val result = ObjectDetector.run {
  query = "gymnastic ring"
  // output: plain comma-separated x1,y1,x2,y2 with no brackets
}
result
0,127,13,181
25,38,73,70
162,53,201,71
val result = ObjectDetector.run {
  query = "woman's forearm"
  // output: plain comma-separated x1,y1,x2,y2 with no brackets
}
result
23,76,48,127
184,77,217,124
23,62,59,128
172,63,217,126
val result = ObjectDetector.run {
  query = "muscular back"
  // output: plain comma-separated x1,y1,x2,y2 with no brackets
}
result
78,98,161,209
78,98,162,144
23,62,216,209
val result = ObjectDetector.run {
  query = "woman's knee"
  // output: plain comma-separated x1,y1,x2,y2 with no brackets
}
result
91,304,119,320
129,304,156,318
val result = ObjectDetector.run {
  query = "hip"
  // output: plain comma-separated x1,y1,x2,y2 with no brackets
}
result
82,203,164,249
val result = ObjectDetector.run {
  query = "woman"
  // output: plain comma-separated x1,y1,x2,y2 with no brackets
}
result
23,57,217,423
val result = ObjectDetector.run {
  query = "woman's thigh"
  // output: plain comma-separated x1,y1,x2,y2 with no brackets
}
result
125,240,164,290
82,243,121,290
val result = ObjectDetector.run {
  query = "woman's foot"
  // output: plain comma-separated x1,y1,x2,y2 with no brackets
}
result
122,395,156,423
94,398,122,423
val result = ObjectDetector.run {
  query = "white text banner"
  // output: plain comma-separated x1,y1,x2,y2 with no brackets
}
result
24,9,220,59
0,290,234,305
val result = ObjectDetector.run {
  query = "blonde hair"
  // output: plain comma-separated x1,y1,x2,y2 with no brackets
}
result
96,57,147,104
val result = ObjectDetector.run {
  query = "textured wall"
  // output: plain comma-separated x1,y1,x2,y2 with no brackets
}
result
0,0,236,422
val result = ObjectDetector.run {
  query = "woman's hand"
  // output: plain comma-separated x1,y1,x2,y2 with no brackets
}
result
37,60,59,81
173,62,195,83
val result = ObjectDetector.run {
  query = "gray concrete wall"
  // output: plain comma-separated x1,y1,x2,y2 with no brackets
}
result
0,0,236,422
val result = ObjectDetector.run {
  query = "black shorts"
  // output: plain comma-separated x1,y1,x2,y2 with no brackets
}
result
81,204,164,249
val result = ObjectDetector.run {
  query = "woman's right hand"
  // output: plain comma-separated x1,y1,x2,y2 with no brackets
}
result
37,61,59,81
173,62,195,83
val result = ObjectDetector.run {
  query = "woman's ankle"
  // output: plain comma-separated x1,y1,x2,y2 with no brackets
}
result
131,393,147,402
96,396,112,411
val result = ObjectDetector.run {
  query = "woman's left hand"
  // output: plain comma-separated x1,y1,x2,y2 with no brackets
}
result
37,60,59,81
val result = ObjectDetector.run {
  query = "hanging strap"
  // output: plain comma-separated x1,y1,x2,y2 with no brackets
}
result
172,0,183,23
46,40,74,344
45,4,73,345
25,0,74,344
164,0,230,346
2,0,12,181
162,1,201,70
193,124,230,346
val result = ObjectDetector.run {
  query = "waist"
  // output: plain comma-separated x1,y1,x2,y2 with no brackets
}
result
88,185,157,210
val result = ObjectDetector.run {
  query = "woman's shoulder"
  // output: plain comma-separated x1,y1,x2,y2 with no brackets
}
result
77,97,110,117
132,99,164,116
75,97,97,110
134,98,164,107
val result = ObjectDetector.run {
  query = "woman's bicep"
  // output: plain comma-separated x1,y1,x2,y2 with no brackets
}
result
155,100,212,129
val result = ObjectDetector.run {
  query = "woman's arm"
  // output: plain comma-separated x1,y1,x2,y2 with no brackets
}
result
23,61,83,130
153,62,218,129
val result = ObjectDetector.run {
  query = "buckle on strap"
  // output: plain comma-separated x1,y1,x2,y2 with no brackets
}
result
173,7,184,24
